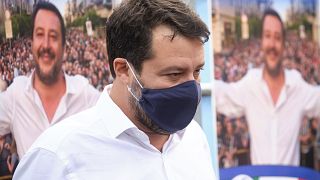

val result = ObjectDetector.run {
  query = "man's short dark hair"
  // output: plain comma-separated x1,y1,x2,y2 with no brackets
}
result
106,0,210,78
32,1,66,46
261,8,285,41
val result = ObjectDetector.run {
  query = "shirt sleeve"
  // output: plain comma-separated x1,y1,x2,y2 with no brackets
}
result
13,148,70,180
214,79,246,118
302,82,320,118
0,89,13,136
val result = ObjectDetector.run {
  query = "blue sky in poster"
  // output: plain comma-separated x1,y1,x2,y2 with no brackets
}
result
51,0,293,23
273,0,290,22
51,0,66,16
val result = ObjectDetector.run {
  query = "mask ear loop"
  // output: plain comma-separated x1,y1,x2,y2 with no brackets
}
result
127,86,139,101
196,82,201,104
126,60,143,88
126,60,143,101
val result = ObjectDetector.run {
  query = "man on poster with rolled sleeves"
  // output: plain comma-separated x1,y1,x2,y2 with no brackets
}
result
0,1,100,160
215,9,320,165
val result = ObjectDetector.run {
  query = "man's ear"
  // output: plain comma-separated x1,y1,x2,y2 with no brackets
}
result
113,58,129,84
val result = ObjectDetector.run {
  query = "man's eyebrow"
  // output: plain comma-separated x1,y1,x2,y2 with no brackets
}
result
196,63,205,69
48,29,58,35
34,27,44,32
158,65,187,74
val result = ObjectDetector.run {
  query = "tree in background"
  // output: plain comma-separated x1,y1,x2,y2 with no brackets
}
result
287,14,313,38
11,13,32,38
68,10,104,33
234,13,262,41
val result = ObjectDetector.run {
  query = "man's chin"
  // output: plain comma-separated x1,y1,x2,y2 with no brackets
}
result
265,64,282,77
35,68,59,85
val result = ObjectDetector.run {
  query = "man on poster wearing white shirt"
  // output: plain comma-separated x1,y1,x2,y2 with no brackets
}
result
215,9,320,165
13,0,216,179
0,1,100,159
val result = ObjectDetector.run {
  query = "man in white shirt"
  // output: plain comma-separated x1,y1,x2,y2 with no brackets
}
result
215,9,320,165
0,1,100,159
13,0,216,179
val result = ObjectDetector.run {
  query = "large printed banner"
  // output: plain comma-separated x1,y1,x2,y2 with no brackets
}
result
213,0,320,179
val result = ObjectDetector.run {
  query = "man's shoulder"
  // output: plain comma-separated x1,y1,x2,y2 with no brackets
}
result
4,75,29,94
284,68,305,87
10,75,29,87
232,68,262,85
65,74,90,87
65,74,100,96
285,68,302,79
245,68,262,79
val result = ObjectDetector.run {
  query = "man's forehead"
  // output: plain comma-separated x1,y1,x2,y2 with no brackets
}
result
263,15,282,32
34,9,61,29
152,25,176,41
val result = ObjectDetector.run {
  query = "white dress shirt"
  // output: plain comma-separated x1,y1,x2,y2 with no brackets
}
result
215,68,320,165
13,85,216,180
0,72,100,158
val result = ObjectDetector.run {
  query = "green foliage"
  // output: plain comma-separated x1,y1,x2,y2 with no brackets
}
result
68,10,104,32
287,14,313,37
248,15,261,39
235,16,241,41
11,13,32,38
235,14,262,40
0,23,4,42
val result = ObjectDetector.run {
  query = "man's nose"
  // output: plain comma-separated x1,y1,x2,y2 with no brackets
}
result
41,35,50,49
189,73,198,82
268,36,278,49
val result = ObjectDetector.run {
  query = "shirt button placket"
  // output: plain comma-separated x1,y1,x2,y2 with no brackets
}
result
161,153,171,180
271,112,277,164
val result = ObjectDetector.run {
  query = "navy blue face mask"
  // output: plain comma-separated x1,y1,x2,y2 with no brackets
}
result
127,62,201,134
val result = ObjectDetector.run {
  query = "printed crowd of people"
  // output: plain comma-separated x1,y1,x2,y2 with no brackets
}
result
0,37,33,86
0,29,113,92
64,28,113,91
0,135,18,176
215,30,320,169
217,115,250,168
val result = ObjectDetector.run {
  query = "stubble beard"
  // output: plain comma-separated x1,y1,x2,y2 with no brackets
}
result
264,48,283,78
34,48,62,85
128,80,170,135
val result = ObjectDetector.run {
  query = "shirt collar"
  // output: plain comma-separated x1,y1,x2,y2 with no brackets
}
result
259,67,294,88
25,70,77,94
96,84,136,138
25,70,34,92
96,84,187,142
283,69,295,87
